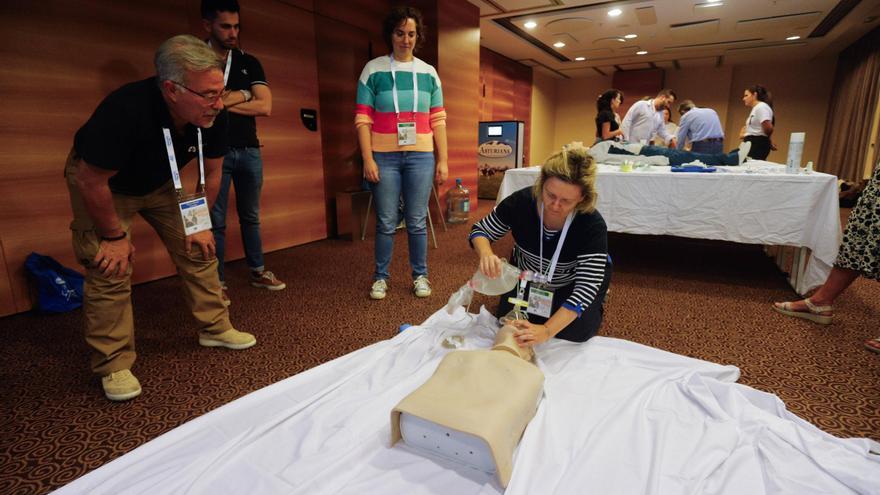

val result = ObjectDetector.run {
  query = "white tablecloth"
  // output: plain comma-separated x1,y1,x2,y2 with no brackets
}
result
497,163,841,293
57,307,880,494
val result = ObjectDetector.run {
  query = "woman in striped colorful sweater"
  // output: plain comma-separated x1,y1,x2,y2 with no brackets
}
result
356,6,448,301
470,145,611,345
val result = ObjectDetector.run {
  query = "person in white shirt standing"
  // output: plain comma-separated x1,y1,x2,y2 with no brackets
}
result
620,89,677,148
739,84,775,160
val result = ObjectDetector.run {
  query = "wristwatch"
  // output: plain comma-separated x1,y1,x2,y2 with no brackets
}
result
240,89,253,102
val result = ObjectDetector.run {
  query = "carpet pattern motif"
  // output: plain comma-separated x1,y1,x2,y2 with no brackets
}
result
1,202,878,494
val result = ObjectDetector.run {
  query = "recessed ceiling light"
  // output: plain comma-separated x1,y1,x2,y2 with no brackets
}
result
553,41,566,48
636,50,648,55
695,1,723,8
524,20,537,29
624,34,638,39
575,56,586,61
786,35,801,41
608,8,623,17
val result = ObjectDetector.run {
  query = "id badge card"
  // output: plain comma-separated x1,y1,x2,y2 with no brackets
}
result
397,122,416,146
178,194,212,235
527,286,554,318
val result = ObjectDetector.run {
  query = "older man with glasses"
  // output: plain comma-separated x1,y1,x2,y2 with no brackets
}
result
64,34,256,402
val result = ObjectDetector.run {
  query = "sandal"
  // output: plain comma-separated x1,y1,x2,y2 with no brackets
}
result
865,338,880,354
772,298,833,325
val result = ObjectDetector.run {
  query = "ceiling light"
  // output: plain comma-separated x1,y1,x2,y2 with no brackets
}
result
608,8,622,17
524,20,537,29
636,50,648,55
695,1,723,8
616,38,626,42
575,56,586,61
553,41,566,48
786,35,801,40
624,34,638,39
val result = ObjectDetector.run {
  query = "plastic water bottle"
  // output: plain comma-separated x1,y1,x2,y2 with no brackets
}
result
447,178,470,224
786,132,805,174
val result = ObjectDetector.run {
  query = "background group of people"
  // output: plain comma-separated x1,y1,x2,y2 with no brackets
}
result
594,85,776,160
591,84,878,355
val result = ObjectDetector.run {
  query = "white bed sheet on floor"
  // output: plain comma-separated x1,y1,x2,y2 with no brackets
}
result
57,308,880,495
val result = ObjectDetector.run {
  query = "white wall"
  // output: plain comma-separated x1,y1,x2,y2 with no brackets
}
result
530,70,558,166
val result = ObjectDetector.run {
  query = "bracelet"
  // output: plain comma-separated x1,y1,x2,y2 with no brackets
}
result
101,232,127,242
240,89,252,102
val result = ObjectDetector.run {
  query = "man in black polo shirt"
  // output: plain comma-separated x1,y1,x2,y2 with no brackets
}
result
66,34,256,402
202,0,285,306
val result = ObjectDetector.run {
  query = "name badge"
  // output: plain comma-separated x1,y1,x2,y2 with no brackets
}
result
527,286,553,318
397,122,416,146
178,194,212,235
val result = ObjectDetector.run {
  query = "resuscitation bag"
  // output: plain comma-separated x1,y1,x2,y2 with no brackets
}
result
24,252,84,313
445,260,521,314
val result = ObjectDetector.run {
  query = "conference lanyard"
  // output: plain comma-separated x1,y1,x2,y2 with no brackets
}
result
388,55,418,116
538,203,574,286
207,40,232,85
163,128,211,235
163,128,206,193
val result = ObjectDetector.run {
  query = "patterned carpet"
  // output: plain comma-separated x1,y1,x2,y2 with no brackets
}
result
1,201,878,494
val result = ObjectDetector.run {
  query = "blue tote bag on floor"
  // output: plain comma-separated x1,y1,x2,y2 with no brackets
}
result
24,252,84,313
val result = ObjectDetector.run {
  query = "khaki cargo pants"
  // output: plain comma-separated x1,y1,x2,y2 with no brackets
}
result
65,151,232,376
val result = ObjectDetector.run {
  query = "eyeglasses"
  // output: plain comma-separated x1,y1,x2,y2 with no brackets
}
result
172,81,225,104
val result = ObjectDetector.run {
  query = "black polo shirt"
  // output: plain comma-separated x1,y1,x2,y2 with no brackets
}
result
73,77,228,196
224,48,267,148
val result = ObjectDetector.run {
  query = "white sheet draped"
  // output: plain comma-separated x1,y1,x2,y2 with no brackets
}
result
57,308,880,494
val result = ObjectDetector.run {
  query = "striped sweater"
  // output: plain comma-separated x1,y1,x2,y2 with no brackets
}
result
355,55,446,152
469,187,609,316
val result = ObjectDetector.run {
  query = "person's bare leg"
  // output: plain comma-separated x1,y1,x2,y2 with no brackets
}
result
774,266,860,314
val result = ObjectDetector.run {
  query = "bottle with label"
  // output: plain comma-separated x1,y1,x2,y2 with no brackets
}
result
447,178,470,224
786,132,805,174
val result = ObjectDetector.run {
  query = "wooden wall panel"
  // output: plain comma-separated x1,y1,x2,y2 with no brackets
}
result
237,1,326,253
612,68,665,122
315,12,383,236
478,47,532,166
0,242,17,316
315,1,390,36
0,0,324,315
435,0,481,209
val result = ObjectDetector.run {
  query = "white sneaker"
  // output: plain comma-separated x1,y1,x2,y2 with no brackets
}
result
370,279,388,300
738,141,752,166
413,276,431,298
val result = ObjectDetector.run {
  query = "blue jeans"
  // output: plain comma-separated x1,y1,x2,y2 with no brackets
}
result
210,147,265,282
369,151,435,281
690,139,724,155
609,144,739,166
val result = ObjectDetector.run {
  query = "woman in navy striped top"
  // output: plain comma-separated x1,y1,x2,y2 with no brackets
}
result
469,145,611,346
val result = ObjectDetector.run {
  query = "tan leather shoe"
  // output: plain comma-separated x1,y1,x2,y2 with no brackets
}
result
102,369,142,401
199,328,257,350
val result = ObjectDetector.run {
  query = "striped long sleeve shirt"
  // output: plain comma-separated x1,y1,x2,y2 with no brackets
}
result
469,187,609,317
355,56,446,152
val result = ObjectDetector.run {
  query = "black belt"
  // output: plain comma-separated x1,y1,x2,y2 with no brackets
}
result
695,137,723,143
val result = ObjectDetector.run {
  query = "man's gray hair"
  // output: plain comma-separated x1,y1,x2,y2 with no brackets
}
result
678,99,696,115
155,34,223,85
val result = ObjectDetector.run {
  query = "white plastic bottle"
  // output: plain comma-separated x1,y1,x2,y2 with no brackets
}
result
786,132,805,174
